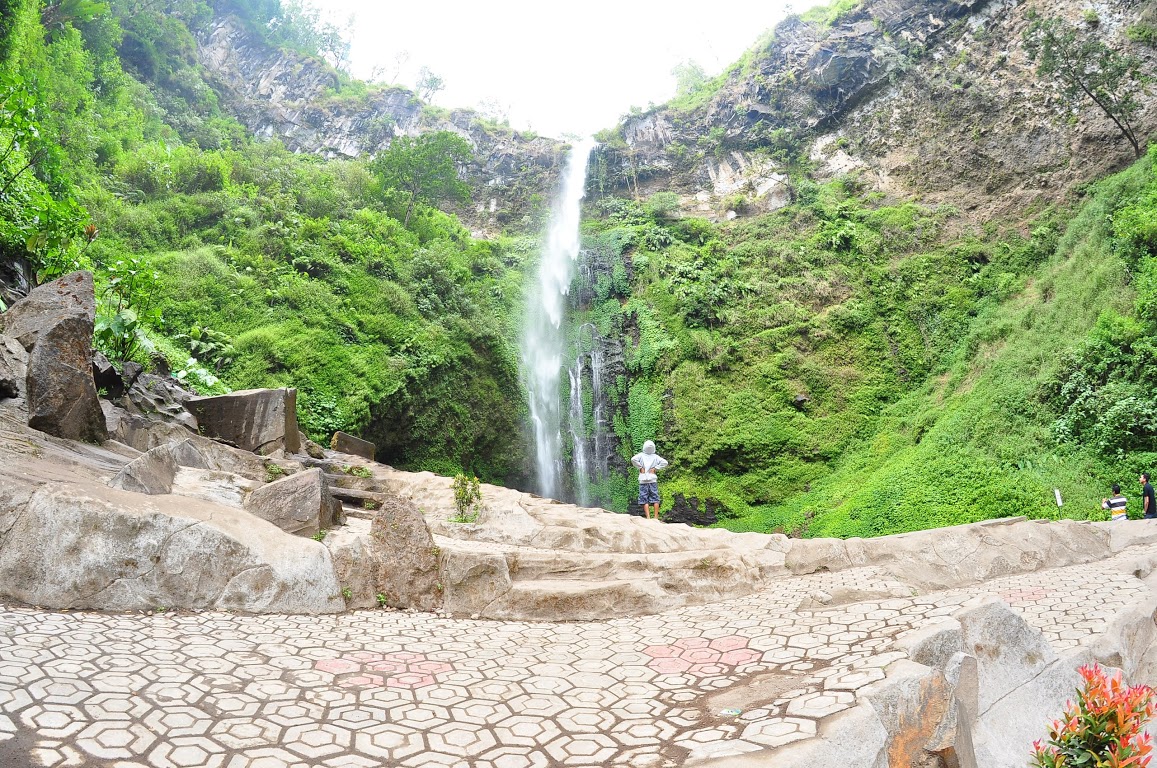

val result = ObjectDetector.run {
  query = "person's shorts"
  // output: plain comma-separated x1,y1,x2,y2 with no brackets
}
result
638,483,660,505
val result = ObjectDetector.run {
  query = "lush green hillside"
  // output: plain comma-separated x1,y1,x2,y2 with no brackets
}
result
582,151,1157,534
0,0,534,483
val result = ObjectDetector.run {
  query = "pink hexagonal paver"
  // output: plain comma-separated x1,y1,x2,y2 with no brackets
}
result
709,636,749,652
720,648,760,665
680,648,721,664
411,660,452,674
642,645,680,659
315,659,360,675
365,660,407,674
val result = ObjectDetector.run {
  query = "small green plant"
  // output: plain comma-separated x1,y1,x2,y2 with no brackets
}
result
345,465,373,479
311,529,328,542
265,462,286,483
363,498,381,511
450,473,482,523
340,586,352,601
375,592,389,607
1031,663,1156,768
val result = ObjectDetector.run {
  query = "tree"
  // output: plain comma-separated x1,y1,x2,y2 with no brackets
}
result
671,60,707,98
415,66,444,102
372,131,472,226
1024,13,1149,158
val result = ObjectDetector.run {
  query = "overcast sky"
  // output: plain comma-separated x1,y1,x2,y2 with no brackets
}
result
308,1,820,138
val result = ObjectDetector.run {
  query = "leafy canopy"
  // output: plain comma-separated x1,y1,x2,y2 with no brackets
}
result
371,130,471,226
1024,12,1149,157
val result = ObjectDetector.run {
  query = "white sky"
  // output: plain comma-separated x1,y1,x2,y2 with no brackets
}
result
309,0,821,138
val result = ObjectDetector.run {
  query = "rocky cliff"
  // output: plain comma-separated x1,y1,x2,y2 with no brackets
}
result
595,0,1157,221
196,14,567,234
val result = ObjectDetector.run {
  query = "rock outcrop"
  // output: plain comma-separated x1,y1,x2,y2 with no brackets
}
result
1,272,106,443
185,387,301,454
0,475,343,613
244,467,342,537
325,497,442,611
195,14,566,235
596,0,1157,222
331,430,375,461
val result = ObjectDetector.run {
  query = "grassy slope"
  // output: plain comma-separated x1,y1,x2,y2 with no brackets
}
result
579,152,1157,536
723,159,1154,535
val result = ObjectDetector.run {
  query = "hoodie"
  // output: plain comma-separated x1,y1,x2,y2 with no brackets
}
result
631,440,668,484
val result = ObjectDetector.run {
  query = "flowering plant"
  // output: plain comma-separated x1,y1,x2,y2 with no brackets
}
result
1032,663,1156,768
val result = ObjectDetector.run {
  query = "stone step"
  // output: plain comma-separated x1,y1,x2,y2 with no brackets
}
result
482,578,672,621
324,484,385,509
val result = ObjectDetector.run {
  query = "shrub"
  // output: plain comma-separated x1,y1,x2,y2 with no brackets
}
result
450,473,482,522
1031,663,1155,768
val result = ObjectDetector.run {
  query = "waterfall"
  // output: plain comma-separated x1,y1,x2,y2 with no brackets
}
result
523,138,594,499
566,323,609,507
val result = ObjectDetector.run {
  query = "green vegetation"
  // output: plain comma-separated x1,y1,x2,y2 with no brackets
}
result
1025,12,1149,157
0,0,531,484
578,145,1157,537
450,473,481,523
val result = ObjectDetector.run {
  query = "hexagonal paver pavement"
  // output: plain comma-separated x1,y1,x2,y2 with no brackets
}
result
1,544,1154,767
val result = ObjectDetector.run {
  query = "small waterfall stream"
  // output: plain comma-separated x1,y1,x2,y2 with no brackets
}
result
567,322,615,506
522,139,595,500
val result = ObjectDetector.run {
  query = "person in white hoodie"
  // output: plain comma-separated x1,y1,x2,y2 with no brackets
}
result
631,440,669,520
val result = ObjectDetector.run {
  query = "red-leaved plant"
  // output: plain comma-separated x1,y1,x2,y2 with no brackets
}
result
1031,663,1156,768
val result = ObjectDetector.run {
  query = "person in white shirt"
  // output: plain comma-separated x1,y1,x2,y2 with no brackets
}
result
630,440,669,520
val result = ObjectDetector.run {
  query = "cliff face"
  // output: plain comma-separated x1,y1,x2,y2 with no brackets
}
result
596,0,1157,221
196,15,566,234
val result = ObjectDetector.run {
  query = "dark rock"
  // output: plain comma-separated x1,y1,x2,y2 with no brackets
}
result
331,431,375,461
793,393,810,409
121,361,144,389
92,352,125,399
0,271,95,352
662,493,725,527
626,504,647,518
123,373,198,431
0,336,26,400
244,467,340,537
11,277,108,443
102,401,196,452
0,256,32,309
185,388,301,455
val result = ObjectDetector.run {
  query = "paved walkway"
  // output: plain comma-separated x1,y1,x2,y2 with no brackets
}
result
0,550,1151,768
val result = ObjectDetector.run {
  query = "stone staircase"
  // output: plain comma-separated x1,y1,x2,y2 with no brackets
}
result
312,452,792,620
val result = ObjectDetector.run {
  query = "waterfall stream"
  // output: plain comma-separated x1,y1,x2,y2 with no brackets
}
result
522,139,594,500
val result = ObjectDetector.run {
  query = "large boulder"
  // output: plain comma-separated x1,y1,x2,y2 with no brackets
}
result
244,467,341,537
325,497,442,611
185,388,301,455
3,272,107,443
0,476,343,613
331,430,375,461
0,270,94,351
